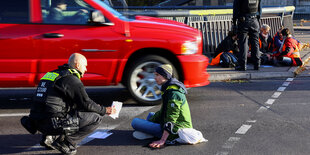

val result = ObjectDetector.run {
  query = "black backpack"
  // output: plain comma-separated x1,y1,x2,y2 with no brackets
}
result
220,52,238,68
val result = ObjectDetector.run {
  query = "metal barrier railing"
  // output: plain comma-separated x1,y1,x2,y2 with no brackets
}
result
118,6,295,57
189,20,232,57
189,16,285,57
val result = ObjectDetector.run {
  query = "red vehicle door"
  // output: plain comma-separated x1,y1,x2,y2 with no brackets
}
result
0,1,40,86
35,0,124,85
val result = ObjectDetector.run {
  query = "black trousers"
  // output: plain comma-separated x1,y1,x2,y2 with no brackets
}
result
67,112,103,146
37,111,103,146
237,17,260,68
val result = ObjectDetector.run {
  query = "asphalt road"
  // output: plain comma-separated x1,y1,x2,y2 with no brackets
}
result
1,76,310,155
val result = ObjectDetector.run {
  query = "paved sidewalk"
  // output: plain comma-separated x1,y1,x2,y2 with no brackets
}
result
208,27,310,82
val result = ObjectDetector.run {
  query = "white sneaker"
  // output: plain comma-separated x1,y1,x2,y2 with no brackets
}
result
132,131,154,140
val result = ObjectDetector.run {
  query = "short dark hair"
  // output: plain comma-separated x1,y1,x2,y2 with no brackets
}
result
228,31,237,37
281,28,291,37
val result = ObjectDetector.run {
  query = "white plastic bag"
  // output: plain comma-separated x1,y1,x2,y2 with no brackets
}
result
176,128,208,144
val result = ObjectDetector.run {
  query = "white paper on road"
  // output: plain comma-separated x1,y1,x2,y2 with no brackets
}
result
89,131,113,139
109,101,123,119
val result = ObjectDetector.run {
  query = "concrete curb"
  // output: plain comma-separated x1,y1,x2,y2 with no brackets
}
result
209,50,310,82
209,71,294,81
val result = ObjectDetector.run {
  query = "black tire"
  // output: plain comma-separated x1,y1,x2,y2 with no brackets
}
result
124,55,179,106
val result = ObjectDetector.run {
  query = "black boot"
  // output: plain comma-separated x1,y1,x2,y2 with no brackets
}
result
235,65,246,71
40,135,58,150
51,136,77,155
254,65,259,70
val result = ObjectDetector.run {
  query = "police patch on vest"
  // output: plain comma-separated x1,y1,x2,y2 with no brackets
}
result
41,72,59,81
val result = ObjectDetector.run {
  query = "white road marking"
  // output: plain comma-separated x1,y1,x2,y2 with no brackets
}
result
286,78,294,81
235,124,252,135
222,137,240,149
282,82,290,87
216,151,229,155
246,120,257,123
271,92,282,98
217,78,291,155
277,87,286,92
0,113,29,117
265,99,275,105
256,106,270,113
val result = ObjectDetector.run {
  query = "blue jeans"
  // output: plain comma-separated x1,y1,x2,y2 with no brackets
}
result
131,112,162,138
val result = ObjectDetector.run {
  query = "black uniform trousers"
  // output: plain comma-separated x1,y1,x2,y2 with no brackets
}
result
37,111,103,146
237,17,260,69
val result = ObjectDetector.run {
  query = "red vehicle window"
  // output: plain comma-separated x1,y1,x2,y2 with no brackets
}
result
41,0,93,24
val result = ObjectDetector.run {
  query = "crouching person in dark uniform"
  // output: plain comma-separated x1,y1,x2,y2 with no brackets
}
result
21,53,116,155
233,0,262,70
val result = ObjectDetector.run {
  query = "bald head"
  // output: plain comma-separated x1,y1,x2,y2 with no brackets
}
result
68,53,88,77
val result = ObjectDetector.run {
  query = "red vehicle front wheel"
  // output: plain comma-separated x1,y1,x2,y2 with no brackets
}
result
124,55,179,105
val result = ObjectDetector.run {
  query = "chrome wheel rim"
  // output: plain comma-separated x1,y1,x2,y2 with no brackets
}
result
129,61,162,102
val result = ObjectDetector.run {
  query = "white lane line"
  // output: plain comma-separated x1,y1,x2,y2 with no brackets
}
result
265,99,275,105
277,87,286,92
286,78,294,81
216,151,229,155
235,124,252,135
222,137,240,149
0,113,29,117
257,106,270,113
246,120,257,123
271,92,282,98
25,143,45,151
282,82,290,87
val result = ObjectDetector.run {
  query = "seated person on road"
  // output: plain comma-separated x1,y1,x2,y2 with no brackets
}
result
214,31,239,57
21,53,116,155
272,26,284,60
276,28,302,66
131,64,193,148
210,31,239,66
46,0,89,24
259,24,274,65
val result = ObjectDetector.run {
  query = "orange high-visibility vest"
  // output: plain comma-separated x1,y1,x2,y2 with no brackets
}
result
210,51,233,66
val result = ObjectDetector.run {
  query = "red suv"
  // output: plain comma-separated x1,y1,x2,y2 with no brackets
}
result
0,0,209,105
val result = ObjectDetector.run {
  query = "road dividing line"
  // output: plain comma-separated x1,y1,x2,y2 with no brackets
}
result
246,120,257,123
216,151,229,155
277,87,286,92
217,78,292,155
235,125,252,135
257,106,270,113
0,113,29,117
222,137,241,149
272,92,281,98
286,78,294,81
265,99,275,105
282,82,290,86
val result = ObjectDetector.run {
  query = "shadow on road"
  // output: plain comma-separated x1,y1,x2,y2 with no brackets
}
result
0,87,136,109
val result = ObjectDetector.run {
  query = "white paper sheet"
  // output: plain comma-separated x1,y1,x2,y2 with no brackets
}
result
109,101,123,119
89,131,113,139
